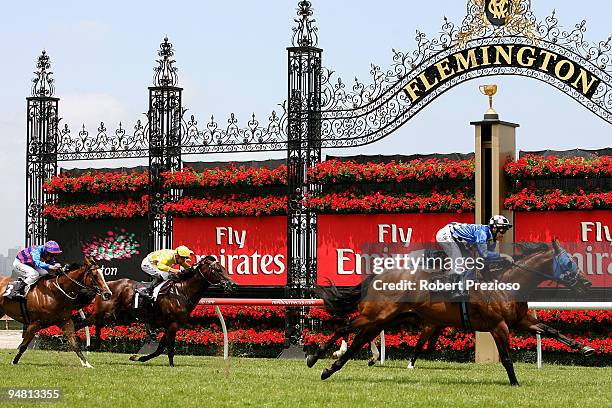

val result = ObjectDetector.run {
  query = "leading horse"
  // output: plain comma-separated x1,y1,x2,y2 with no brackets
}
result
74,255,237,366
310,240,593,385
0,256,112,367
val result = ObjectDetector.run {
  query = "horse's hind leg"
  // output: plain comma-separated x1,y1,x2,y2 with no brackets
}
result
367,338,380,366
491,321,519,386
408,324,441,369
12,321,41,365
517,315,594,356
61,320,93,368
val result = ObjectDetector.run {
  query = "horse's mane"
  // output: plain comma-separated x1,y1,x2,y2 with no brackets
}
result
66,263,82,270
513,242,549,261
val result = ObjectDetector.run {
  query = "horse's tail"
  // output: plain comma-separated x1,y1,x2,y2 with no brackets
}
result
314,275,375,317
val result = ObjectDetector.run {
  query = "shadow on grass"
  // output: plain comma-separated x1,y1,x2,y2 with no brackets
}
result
332,375,511,386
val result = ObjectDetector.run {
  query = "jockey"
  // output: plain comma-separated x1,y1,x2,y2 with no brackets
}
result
436,215,514,298
141,246,194,299
4,241,63,299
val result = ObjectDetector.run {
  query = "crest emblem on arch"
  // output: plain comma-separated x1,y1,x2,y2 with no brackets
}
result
484,0,513,26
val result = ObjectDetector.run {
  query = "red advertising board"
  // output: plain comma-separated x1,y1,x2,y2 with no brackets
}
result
317,213,474,286
173,217,287,286
515,211,612,288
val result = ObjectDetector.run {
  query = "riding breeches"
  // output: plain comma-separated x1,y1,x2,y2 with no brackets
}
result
141,258,171,280
436,225,466,275
12,259,47,285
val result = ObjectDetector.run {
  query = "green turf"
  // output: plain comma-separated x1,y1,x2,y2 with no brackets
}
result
0,350,609,408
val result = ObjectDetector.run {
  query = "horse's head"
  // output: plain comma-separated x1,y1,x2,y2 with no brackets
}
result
193,255,237,293
81,256,113,301
551,238,592,295
519,239,592,295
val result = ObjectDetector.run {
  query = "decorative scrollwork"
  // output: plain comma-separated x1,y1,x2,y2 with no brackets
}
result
57,120,148,160
319,4,612,148
153,37,179,87
31,50,55,97
292,0,318,47
458,0,538,45
181,104,288,154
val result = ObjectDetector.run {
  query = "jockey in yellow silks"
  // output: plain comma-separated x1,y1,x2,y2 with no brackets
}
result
141,246,194,299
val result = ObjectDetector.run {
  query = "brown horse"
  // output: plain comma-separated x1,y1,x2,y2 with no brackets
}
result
0,257,112,367
310,240,593,385
75,255,236,366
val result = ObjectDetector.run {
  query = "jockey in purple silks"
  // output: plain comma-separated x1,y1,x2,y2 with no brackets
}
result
3,241,63,299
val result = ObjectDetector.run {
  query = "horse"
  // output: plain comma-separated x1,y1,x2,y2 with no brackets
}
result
0,256,112,367
309,239,593,385
74,255,236,366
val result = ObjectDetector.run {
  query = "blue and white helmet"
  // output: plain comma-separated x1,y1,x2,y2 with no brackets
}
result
489,215,512,230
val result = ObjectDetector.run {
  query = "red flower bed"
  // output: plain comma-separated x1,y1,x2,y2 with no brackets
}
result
165,195,287,217
45,171,149,194
505,188,612,211
43,196,149,220
162,165,287,188
190,305,286,319
505,155,612,179
308,159,475,184
307,191,474,214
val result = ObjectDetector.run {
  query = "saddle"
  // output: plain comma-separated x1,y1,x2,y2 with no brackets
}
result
132,280,175,309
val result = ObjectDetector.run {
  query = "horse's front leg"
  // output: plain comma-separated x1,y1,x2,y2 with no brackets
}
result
490,320,519,386
166,322,179,367
307,324,351,368
12,321,41,365
321,326,381,380
517,315,595,356
61,319,93,368
130,333,166,363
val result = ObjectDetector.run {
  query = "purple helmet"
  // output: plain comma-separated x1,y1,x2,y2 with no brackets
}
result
44,240,62,254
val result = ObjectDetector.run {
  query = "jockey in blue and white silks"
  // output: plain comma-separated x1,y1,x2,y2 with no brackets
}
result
4,241,63,299
436,215,514,276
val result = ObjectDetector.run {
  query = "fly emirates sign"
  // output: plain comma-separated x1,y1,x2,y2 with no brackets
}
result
173,217,287,286
515,211,612,287
317,213,473,286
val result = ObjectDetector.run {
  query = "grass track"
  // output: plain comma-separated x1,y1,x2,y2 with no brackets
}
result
0,350,609,407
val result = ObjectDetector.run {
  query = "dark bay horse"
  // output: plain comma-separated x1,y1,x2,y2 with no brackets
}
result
310,240,593,385
75,255,236,366
0,257,112,367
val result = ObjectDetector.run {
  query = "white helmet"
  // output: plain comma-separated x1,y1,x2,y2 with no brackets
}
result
489,215,512,230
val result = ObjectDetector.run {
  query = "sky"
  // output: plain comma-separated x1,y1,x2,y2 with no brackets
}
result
0,0,611,254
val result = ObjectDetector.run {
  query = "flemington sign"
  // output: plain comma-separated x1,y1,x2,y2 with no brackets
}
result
403,44,601,104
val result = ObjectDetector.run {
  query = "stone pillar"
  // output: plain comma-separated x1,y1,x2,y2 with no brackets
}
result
471,95,517,363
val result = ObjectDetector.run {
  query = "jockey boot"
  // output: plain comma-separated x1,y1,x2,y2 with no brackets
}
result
146,275,165,299
449,274,467,301
3,279,27,300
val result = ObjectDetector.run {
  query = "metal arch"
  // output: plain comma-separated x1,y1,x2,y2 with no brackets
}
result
317,9,612,148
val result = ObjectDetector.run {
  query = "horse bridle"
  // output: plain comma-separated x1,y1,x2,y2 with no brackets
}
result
510,248,581,287
54,264,104,300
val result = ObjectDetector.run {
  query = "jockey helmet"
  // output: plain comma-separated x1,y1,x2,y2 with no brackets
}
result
489,215,512,230
44,240,62,254
175,246,194,258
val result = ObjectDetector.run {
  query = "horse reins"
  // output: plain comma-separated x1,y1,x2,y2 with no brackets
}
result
54,266,101,300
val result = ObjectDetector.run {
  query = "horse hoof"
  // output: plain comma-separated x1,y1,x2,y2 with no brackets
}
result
83,362,94,369
582,346,595,356
331,351,341,360
367,359,376,367
129,355,140,361
306,355,318,368
407,362,415,369
321,368,334,380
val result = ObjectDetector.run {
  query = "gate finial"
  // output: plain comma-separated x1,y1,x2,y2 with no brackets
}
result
31,50,55,97
153,37,179,87
292,0,318,47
